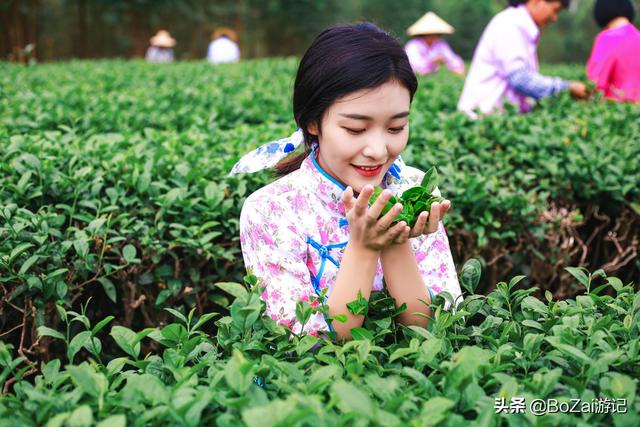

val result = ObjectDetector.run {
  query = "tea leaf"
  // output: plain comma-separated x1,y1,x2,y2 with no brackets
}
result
9,243,34,264
331,380,374,418
18,254,39,275
420,167,438,194
122,245,137,263
565,267,590,288
521,296,548,316
349,328,374,341
460,258,482,294
37,326,65,341
97,277,116,303
68,331,92,363
164,308,188,325
215,282,249,300
346,290,368,316
96,415,126,427
67,405,93,427
110,326,140,359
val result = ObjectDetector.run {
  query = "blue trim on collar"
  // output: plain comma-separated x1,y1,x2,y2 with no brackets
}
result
387,163,401,180
310,148,347,191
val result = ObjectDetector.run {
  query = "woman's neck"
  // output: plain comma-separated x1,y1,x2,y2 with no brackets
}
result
606,17,630,30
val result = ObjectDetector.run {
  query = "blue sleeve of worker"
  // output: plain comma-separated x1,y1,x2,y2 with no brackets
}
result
508,68,570,100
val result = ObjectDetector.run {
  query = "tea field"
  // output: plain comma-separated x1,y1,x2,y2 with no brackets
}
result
0,59,639,426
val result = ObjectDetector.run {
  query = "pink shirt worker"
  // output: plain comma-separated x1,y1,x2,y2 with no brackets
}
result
404,12,465,76
587,0,640,102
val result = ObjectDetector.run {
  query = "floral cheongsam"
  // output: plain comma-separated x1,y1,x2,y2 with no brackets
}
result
239,150,462,335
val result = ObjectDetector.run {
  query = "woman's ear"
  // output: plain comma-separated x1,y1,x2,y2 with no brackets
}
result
307,122,319,137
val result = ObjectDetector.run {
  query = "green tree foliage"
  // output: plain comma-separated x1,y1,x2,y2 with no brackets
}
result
2,0,640,62
429,0,498,60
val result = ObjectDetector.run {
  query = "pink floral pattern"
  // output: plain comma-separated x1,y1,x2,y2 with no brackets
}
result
240,152,462,335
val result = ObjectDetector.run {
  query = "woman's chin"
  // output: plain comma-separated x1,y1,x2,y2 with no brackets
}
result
347,176,385,195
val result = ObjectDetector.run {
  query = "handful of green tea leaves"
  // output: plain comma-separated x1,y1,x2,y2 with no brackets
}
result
369,166,444,228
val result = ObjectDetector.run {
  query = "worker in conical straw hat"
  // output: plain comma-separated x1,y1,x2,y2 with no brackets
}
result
405,11,465,76
145,30,176,63
207,27,241,64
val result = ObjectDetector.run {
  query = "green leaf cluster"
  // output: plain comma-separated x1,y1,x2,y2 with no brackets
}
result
1,268,638,426
370,166,445,227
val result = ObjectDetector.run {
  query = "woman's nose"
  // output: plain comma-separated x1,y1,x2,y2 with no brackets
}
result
361,135,388,161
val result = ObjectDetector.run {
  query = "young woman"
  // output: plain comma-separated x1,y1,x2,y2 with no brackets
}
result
231,23,462,340
587,0,640,102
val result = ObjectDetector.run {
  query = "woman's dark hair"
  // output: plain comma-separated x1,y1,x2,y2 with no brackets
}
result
594,0,635,28
275,22,418,176
508,0,571,8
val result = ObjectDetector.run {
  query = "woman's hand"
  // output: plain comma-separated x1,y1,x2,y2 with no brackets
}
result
394,199,451,244
342,185,410,252
569,81,589,100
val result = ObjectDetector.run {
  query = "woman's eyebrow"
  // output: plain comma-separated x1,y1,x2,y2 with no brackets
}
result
338,111,410,120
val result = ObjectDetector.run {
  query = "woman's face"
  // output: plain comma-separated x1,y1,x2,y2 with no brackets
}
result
422,35,441,45
309,80,411,194
528,0,564,29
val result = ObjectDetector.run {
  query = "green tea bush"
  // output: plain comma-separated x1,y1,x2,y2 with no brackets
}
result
1,266,638,426
1,60,639,410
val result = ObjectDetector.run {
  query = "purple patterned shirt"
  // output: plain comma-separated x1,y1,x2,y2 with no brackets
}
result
239,152,462,335
458,5,542,115
404,38,465,75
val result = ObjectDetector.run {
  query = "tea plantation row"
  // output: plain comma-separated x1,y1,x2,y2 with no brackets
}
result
0,59,639,424
1,269,638,426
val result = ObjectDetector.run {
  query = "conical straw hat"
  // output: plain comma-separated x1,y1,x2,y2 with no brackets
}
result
407,12,455,36
150,30,176,48
212,27,238,42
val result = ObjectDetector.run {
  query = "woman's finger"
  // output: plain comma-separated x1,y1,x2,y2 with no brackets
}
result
393,223,411,244
410,211,429,237
384,220,409,243
376,202,403,230
354,185,373,216
367,189,394,219
439,200,451,219
341,186,355,212
426,202,441,234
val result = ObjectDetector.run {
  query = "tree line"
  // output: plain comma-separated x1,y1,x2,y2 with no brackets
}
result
2,0,638,63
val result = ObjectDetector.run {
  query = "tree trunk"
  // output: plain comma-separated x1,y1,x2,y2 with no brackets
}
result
129,7,150,58
77,0,88,58
13,0,26,63
26,0,38,61
235,0,243,57
0,3,12,60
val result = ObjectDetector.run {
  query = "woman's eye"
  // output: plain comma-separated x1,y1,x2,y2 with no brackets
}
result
343,127,365,135
389,126,406,133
